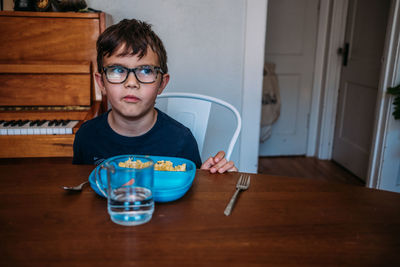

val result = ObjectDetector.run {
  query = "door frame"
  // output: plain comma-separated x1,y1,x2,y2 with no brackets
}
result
367,0,400,188
311,0,349,159
314,0,399,188
307,0,344,156
240,0,268,173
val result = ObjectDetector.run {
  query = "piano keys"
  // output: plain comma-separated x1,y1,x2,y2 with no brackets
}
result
0,120,79,135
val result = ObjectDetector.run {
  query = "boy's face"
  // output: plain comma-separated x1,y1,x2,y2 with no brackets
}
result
95,45,169,121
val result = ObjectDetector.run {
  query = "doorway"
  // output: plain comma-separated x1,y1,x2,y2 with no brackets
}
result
259,0,319,156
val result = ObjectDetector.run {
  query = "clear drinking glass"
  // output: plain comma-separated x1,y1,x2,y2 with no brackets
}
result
96,155,154,226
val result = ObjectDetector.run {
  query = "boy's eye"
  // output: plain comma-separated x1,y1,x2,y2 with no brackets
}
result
109,66,126,74
137,66,155,76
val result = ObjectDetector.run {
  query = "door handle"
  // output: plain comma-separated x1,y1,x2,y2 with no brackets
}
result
338,42,350,66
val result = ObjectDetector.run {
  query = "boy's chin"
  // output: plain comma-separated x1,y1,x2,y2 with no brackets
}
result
114,107,155,120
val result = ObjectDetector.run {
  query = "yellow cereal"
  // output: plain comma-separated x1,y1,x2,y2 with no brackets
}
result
118,158,186,171
154,160,186,171
118,159,152,169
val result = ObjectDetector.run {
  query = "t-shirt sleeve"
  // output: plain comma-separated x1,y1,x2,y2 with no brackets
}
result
72,129,84,164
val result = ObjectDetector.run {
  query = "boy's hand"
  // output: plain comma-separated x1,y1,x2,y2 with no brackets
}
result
200,151,238,173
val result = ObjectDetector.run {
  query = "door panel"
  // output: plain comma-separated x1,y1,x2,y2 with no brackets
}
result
259,0,319,156
332,0,390,180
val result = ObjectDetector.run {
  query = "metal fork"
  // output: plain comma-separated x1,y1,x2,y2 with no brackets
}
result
224,174,250,216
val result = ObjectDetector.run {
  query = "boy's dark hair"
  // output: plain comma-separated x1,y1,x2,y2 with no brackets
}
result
96,19,168,74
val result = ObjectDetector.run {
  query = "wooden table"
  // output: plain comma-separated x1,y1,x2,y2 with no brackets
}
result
1,158,400,266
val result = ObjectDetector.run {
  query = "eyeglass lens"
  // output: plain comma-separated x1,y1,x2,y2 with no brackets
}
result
105,65,159,84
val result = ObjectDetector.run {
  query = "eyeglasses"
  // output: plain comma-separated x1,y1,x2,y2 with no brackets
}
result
102,65,164,84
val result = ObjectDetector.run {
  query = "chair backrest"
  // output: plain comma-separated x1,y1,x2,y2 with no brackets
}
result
156,92,242,161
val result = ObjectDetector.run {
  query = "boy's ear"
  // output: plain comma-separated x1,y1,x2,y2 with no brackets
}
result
157,73,170,95
95,72,107,95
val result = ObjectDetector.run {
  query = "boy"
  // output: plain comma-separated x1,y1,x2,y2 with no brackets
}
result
73,18,237,173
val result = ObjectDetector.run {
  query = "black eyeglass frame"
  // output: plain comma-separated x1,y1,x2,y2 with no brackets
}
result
102,65,164,84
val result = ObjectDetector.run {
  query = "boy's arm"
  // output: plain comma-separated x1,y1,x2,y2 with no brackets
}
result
72,135,83,164
200,151,238,173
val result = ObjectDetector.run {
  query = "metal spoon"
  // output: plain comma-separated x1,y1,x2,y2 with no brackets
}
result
62,181,89,191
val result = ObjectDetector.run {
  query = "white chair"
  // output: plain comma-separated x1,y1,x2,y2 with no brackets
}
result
156,92,242,161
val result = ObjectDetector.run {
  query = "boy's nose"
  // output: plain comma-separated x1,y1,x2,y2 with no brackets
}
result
124,71,140,88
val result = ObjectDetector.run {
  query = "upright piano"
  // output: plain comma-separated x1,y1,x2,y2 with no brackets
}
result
0,11,106,158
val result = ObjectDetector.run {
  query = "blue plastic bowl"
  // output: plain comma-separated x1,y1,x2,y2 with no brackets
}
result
88,155,196,202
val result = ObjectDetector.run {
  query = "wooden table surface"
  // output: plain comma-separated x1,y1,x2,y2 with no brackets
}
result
0,158,399,266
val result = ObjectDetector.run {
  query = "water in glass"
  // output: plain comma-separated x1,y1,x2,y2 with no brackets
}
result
108,187,154,226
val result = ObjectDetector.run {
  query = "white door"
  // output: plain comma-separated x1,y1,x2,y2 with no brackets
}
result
332,0,391,180
259,0,319,156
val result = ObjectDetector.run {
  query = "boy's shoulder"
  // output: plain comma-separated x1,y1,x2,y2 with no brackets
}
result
156,108,191,133
77,111,108,134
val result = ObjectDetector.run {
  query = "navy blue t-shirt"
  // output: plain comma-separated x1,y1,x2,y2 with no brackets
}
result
73,108,202,168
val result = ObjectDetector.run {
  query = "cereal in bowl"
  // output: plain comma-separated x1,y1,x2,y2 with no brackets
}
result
118,158,152,169
118,158,186,171
154,160,186,171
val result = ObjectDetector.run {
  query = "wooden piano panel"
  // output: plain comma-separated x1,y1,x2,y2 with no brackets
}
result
0,74,91,106
0,62,92,106
0,11,105,158
0,135,76,158
0,100,101,122
0,11,103,64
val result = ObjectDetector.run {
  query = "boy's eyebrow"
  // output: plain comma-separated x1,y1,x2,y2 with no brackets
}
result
104,64,157,68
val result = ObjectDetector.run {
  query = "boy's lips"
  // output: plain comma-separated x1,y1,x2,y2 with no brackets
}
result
123,95,140,102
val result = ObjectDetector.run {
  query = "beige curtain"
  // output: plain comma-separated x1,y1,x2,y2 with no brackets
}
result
260,63,281,142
